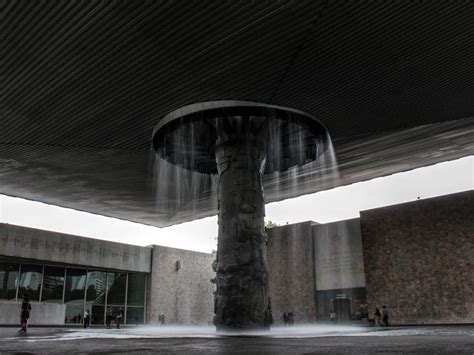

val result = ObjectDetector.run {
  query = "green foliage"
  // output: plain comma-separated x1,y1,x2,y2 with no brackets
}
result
265,220,279,229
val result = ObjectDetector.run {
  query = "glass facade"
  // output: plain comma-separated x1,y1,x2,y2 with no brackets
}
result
127,273,146,324
86,270,107,324
126,305,145,325
0,258,147,325
126,273,146,325
18,264,42,301
41,266,65,303
0,262,19,300
65,269,86,324
127,273,146,306
86,270,107,305
91,305,105,325
106,272,126,305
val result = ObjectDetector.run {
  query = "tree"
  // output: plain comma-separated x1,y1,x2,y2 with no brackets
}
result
265,220,279,229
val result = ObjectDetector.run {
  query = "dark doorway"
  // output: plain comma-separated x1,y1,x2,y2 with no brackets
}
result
333,298,351,322
91,305,105,325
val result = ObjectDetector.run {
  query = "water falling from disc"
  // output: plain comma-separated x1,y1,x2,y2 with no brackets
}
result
151,101,336,330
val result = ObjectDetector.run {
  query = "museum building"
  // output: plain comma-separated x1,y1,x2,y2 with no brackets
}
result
0,226,152,326
0,190,472,326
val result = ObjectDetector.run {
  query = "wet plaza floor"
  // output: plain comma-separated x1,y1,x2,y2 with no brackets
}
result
0,325,473,354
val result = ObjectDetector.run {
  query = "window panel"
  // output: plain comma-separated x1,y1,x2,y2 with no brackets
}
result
91,305,105,325
65,268,86,324
41,266,65,303
18,264,42,301
126,307,144,325
106,272,126,305
127,273,145,307
86,270,106,305
0,262,19,300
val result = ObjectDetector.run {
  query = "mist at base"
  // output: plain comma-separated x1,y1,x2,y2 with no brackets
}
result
45,325,376,340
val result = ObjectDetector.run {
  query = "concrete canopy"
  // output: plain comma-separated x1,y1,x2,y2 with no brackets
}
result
1,0,473,227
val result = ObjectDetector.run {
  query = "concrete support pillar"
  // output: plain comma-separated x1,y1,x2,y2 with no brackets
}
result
214,138,271,330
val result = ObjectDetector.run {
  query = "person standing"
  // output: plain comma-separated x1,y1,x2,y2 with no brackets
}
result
83,309,90,328
373,307,381,327
263,299,273,328
116,309,123,329
382,305,389,327
288,312,295,325
283,313,288,326
106,307,113,329
19,295,32,333
330,310,337,323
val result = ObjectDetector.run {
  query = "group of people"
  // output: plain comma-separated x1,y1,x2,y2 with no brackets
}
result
282,312,295,325
84,308,123,329
18,294,126,332
18,292,389,331
372,305,389,327
81,308,123,329
105,308,123,329
328,305,389,327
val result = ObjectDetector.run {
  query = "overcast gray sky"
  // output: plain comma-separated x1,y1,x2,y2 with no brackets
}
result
0,156,472,253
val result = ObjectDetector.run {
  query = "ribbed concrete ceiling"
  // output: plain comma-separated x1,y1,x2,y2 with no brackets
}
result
1,0,473,227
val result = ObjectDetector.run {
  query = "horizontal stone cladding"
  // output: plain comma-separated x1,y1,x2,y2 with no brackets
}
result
0,223,151,272
147,245,215,325
267,221,317,324
360,190,474,325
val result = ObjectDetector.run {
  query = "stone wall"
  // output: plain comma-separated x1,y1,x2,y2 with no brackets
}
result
360,191,474,325
0,223,151,272
147,245,215,325
267,221,317,324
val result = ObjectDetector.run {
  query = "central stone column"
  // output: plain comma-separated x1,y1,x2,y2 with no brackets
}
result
214,137,270,330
